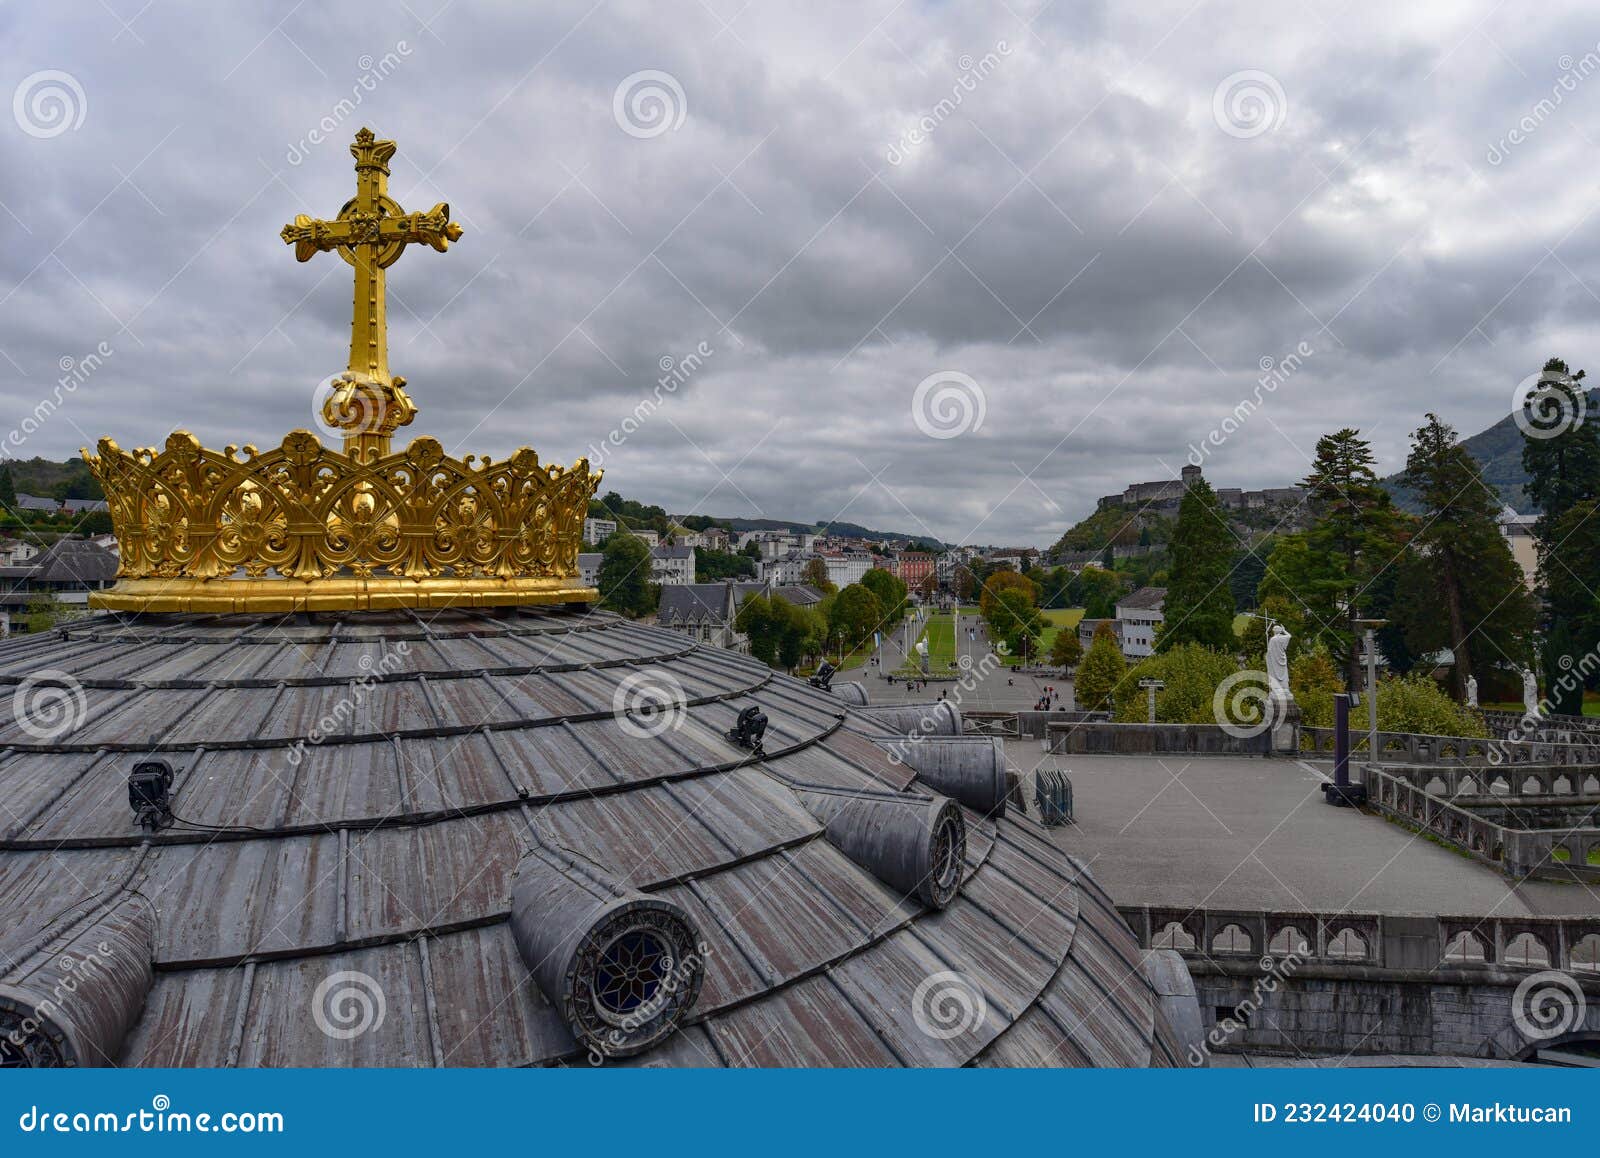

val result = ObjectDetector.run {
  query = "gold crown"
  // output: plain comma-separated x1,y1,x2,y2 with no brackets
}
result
83,129,600,613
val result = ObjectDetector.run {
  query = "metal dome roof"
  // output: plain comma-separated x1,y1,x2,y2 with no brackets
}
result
0,607,1185,1067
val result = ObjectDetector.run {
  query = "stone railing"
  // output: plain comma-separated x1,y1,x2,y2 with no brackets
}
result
1117,904,1600,974
1381,763,1600,800
1481,708,1600,742
965,710,1106,739
1362,765,1600,882
1046,720,1276,756
1301,725,1600,767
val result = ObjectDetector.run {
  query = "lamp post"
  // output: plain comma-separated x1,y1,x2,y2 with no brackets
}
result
1138,678,1165,724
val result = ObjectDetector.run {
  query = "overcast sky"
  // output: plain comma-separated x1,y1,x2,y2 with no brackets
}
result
1,1,1597,547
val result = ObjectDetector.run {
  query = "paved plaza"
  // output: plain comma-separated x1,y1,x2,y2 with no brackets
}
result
853,610,1073,711
1002,744,1600,919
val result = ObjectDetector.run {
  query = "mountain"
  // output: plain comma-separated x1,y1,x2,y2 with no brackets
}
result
1381,390,1598,515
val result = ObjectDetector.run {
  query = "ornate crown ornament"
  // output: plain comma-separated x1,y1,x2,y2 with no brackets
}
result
83,129,600,613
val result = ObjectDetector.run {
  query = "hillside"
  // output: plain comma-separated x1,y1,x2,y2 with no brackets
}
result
1381,390,1600,515
1,456,104,501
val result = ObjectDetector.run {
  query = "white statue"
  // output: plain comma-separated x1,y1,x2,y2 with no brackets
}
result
1265,624,1292,705
1465,675,1478,708
914,639,928,657
1522,667,1539,716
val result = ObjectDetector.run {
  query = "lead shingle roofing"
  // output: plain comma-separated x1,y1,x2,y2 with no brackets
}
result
0,606,1177,1067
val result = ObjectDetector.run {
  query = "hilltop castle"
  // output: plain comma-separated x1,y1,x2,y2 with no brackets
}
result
1096,464,1304,512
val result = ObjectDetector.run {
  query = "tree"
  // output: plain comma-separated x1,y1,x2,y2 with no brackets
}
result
988,588,1045,658
1522,359,1600,709
736,595,782,665
859,567,906,620
597,532,656,618
694,546,755,582
740,540,762,561
1542,618,1584,717
0,466,15,510
1070,566,1124,619
978,571,1037,619
1522,358,1600,531
801,556,836,593
1048,628,1083,669
827,583,883,653
1263,429,1407,688
1158,477,1237,652
1075,621,1126,712
1391,414,1536,698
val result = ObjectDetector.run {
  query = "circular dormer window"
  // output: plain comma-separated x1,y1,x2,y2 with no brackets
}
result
927,805,966,908
593,928,673,1025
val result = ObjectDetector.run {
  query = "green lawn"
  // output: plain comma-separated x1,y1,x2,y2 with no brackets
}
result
1033,607,1084,663
1233,612,1251,638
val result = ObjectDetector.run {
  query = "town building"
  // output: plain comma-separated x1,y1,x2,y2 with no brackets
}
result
582,517,617,544
892,550,934,591
0,538,119,628
1114,586,1167,658
649,544,695,585
1498,506,1538,589
657,579,825,649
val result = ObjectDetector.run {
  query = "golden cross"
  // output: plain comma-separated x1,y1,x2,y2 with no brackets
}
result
280,127,463,459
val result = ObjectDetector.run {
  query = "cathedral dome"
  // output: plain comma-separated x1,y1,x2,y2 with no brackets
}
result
0,607,1189,1066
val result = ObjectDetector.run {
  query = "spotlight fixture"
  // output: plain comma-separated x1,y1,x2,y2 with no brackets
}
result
726,706,768,756
128,760,175,831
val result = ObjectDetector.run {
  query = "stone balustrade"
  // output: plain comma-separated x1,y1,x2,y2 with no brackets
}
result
1117,904,1600,975
1362,765,1600,881
1301,725,1600,767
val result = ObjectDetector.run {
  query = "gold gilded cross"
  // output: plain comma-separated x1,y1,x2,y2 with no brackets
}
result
280,127,463,459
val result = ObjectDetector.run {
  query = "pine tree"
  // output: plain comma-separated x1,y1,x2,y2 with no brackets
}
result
1543,618,1584,717
1158,477,1237,652
1272,429,1408,689
1394,414,1535,697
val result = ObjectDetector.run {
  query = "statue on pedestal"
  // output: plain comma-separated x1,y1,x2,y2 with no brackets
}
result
1522,667,1539,717
915,637,930,675
1465,675,1478,708
1265,624,1293,708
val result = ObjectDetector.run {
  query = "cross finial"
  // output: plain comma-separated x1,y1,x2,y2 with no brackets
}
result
280,128,463,460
